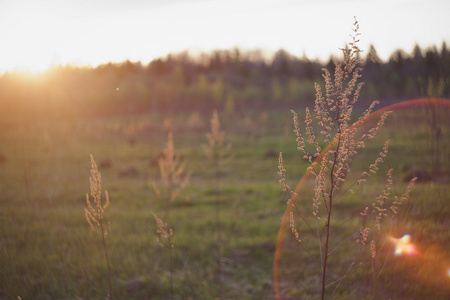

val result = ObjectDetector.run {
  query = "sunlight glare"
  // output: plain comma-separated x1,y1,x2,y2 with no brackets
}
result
0,3,59,73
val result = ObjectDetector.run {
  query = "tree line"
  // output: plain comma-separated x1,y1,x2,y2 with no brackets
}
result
0,43,449,125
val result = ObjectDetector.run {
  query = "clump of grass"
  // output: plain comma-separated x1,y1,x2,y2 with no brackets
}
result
85,154,113,300
152,212,174,300
153,132,191,220
278,18,417,299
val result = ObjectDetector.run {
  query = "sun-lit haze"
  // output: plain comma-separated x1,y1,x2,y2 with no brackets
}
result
1,0,449,72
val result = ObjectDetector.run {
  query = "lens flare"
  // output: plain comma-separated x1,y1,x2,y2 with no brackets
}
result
388,234,419,256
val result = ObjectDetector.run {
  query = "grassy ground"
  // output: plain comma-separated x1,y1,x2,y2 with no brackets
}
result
0,104,449,299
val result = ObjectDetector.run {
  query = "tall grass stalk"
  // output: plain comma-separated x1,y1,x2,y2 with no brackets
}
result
85,154,112,300
278,18,417,299
153,132,191,221
203,110,233,290
153,212,174,300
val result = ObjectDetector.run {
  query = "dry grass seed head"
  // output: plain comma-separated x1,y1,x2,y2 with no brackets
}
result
310,18,364,152
305,108,321,155
361,227,370,245
368,139,390,175
277,152,290,193
158,132,178,185
85,154,110,234
370,240,376,259
312,151,330,217
362,111,392,140
277,152,300,205
156,132,192,202
290,212,302,243
153,212,174,248
314,80,334,144
206,110,225,149
390,176,418,215
203,110,234,164
373,169,394,231
291,110,306,156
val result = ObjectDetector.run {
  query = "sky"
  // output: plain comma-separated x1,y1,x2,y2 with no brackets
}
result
0,0,449,72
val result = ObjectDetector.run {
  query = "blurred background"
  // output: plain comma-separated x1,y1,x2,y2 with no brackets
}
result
0,0,449,126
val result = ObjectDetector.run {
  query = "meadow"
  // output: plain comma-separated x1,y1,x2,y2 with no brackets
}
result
0,100,449,299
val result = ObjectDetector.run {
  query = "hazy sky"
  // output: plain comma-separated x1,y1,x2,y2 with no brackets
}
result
1,0,449,72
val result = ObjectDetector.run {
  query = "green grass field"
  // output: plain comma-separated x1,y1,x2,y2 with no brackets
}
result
0,104,449,299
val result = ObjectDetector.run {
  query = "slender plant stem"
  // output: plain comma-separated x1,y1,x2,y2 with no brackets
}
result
100,222,112,300
165,180,173,222
316,218,324,269
321,133,342,300
169,236,174,300
214,155,224,295
321,211,332,300
372,256,377,299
